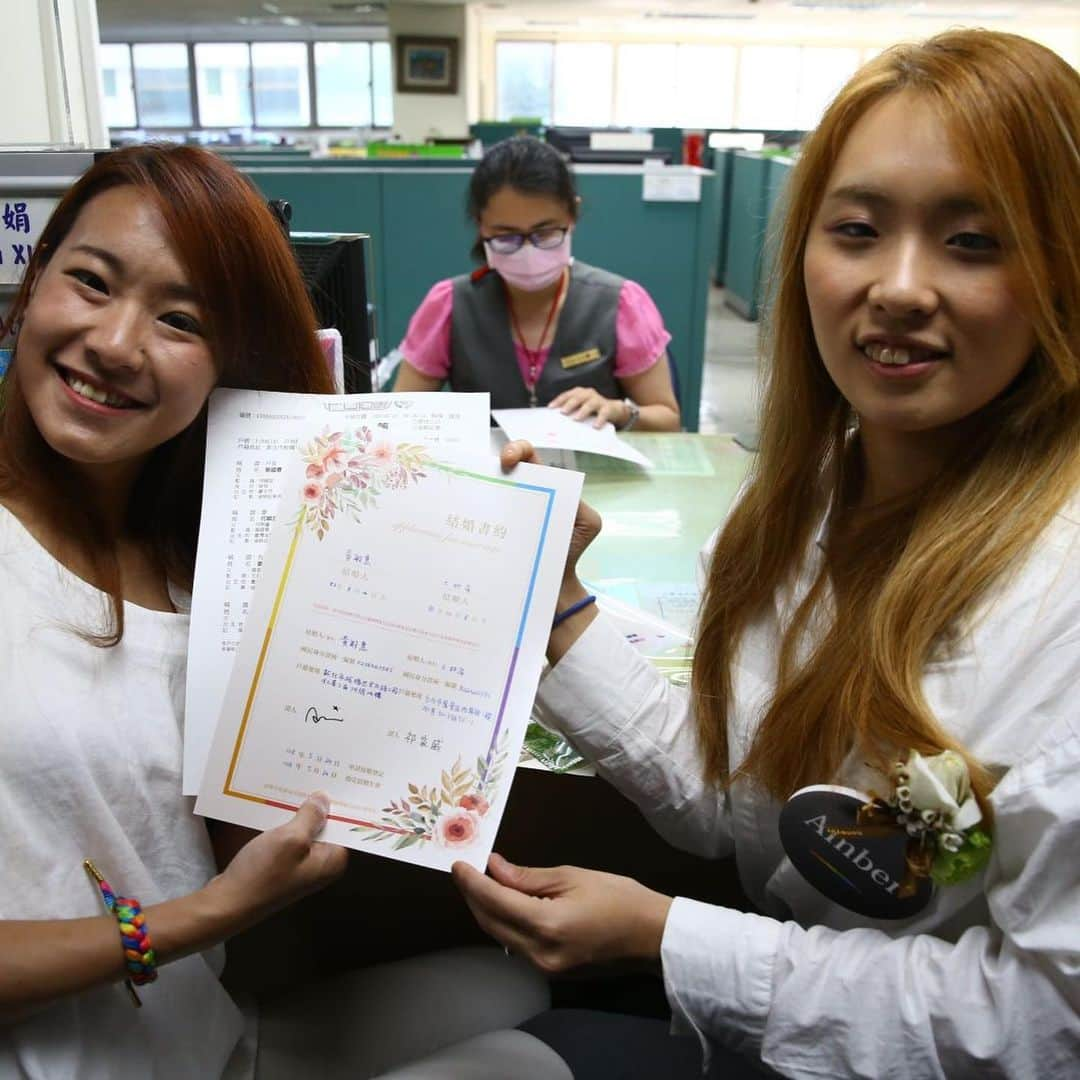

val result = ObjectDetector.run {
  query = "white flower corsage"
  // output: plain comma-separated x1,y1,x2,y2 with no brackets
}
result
886,750,992,886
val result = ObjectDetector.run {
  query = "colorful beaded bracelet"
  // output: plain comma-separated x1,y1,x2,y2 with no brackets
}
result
84,859,158,1008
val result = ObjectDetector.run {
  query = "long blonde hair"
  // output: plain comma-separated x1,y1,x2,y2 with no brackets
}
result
693,30,1080,806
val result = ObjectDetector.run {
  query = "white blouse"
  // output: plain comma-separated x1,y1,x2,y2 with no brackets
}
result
0,507,249,1079
535,497,1080,1078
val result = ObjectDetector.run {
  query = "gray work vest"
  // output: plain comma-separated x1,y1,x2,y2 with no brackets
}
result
448,260,622,408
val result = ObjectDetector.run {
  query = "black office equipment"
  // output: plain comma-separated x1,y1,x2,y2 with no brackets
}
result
289,232,375,395
568,147,674,165
267,198,292,238
544,126,673,165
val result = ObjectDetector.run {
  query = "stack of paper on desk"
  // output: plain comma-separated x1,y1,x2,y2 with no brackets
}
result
491,407,654,469
188,389,582,872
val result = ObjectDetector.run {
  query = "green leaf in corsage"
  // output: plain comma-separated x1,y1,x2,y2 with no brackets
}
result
930,826,992,887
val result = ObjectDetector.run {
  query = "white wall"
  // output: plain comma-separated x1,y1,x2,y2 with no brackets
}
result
0,0,106,148
388,2,469,141
473,4,1080,123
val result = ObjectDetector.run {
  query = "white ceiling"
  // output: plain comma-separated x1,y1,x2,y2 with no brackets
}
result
97,0,387,32
96,0,1080,35
95,0,1080,30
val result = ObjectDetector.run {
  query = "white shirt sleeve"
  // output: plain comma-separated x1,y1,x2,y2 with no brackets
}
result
534,615,734,860
661,651,1080,1079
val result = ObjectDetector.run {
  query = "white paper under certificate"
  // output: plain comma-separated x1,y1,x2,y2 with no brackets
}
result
196,434,582,871
184,389,491,794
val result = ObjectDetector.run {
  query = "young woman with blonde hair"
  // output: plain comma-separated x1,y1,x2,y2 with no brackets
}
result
456,29,1080,1078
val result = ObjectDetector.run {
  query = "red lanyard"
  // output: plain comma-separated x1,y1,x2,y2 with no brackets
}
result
505,273,565,406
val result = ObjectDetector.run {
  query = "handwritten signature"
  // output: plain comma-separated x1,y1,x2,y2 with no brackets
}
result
304,705,344,724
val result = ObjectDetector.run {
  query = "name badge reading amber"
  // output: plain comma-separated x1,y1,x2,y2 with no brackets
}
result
560,347,601,370
779,784,933,919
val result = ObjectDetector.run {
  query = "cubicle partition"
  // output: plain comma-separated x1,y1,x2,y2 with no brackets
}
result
572,165,717,431
240,160,717,430
706,147,736,287
722,152,793,321
379,167,474,345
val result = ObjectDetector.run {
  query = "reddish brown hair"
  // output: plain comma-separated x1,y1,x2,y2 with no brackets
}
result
0,144,334,641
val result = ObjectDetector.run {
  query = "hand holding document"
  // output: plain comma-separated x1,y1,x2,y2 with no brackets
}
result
194,393,583,872
492,407,653,469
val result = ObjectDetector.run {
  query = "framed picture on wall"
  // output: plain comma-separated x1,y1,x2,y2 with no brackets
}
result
395,36,459,95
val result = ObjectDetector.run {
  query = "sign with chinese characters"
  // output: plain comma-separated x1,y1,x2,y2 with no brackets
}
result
195,410,582,872
0,198,54,285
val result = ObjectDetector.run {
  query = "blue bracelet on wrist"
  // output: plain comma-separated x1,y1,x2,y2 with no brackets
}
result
552,594,597,628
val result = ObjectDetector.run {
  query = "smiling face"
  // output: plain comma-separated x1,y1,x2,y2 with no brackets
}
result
15,185,216,490
803,91,1037,452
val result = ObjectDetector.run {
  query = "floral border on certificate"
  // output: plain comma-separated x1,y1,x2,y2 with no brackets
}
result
296,427,431,540
352,730,510,851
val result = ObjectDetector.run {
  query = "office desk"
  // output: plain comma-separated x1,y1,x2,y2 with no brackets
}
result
224,435,754,995
576,433,752,623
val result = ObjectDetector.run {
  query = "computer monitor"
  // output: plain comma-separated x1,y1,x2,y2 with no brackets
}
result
289,232,375,395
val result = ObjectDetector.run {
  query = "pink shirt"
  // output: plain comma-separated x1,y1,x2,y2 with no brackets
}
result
400,274,672,385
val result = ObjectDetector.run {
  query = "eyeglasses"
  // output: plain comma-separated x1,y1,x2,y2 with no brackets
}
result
482,227,569,256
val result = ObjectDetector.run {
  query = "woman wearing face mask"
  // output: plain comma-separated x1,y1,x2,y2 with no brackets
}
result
394,136,681,432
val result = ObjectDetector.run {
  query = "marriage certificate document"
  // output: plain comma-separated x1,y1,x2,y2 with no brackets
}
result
194,392,582,871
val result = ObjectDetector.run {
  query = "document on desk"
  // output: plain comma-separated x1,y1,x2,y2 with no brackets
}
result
492,407,653,468
195,424,582,872
183,389,492,794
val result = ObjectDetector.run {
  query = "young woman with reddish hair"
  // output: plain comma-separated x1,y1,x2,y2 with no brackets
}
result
457,30,1080,1078
0,145,567,1079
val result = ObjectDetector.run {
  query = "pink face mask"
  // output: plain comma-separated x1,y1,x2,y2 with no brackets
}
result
487,232,572,292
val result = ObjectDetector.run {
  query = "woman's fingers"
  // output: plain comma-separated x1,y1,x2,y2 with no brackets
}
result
276,794,348,886
568,390,602,421
291,791,330,837
452,859,543,926
552,388,596,415
593,401,624,429
499,439,540,470
452,859,576,969
486,853,568,896
547,389,628,428
553,389,623,427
